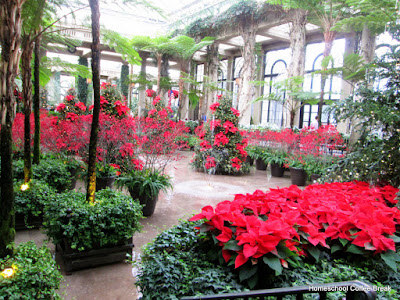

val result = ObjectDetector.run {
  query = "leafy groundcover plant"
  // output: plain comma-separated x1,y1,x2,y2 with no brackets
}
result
43,189,143,251
136,221,246,300
190,181,400,296
0,242,63,299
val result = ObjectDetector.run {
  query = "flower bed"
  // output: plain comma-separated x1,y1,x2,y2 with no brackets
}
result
191,181,400,286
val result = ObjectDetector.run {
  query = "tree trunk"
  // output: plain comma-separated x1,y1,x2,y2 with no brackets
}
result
22,37,34,183
317,30,336,127
0,0,25,259
33,33,41,164
156,53,162,96
205,43,219,121
178,60,190,120
160,54,170,105
238,23,256,126
78,56,88,105
86,0,101,203
286,9,308,128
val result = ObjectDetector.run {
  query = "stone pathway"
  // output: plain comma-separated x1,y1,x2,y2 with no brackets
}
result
15,152,293,300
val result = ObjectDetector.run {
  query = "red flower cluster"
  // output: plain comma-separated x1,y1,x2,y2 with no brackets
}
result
74,102,86,112
231,107,240,117
190,181,400,271
205,156,216,169
65,94,75,102
146,89,156,98
210,102,220,112
214,132,229,146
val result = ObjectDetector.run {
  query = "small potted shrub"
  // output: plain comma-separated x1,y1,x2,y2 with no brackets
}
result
62,156,84,190
42,189,143,273
95,163,120,191
14,180,57,230
247,146,267,170
116,168,172,217
262,150,287,177
0,241,63,299
287,154,307,186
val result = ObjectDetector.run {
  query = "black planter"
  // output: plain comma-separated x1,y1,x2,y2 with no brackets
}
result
310,174,322,183
246,156,254,166
129,189,158,217
255,158,267,170
56,238,133,275
270,163,285,177
290,167,307,186
68,167,79,190
96,176,115,191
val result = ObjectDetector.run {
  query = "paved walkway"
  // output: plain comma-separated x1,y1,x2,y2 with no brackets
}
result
16,151,293,300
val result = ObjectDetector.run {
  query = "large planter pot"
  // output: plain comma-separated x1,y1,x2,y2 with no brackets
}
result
290,167,307,186
68,167,79,190
96,176,115,191
270,163,285,177
246,156,254,166
129,189,159,217
56,238,134,275
15,213,43,230
255,158,267,170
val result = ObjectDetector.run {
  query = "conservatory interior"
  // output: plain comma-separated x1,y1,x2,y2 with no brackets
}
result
0,0,399,299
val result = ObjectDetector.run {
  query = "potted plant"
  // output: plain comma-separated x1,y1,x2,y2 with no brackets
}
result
286,154,307,186
42,189,143,274
14,180,56,230
304,155,337,182
95,163,120,191
116,168,172,217
62,156,84,190
261,150,287,177
247,145,267,170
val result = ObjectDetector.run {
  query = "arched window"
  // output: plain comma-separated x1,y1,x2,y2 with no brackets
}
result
261,48,290,126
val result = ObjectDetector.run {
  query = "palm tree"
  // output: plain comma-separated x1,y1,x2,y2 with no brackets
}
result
0,0,26,259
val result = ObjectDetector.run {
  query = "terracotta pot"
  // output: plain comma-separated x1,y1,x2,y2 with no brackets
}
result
290,167,307,186
129,189,159,217
255,158,267,170
96,176,115,191
270,163,285,177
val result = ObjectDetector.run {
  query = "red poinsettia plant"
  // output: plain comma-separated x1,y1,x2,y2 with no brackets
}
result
190,181,400,285
191,96,249,174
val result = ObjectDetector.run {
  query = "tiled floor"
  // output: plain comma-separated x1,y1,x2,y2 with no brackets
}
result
15,152,293,300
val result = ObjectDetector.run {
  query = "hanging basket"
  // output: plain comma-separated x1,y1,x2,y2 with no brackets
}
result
270,163,285,177
255,158,267,170
290,167,307,186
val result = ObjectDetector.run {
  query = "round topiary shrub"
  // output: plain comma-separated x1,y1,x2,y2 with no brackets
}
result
0,242,63,299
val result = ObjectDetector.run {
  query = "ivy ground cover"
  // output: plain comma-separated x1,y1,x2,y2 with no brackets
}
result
191,181,400,286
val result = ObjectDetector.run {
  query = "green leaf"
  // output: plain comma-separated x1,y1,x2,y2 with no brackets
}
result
307,247,321,261
388,235,400,243
331,244,342,254
346,244,366,255
223,240,241,251
339,238,349,246
380,251,400,272
263,255,282,275
239,264,258,282
247,273,258,289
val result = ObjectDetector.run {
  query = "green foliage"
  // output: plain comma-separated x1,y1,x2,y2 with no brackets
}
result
0,241,63,300
136,221,246,299
14,180,57,224
327,28,400,186
13,156,72,192
246,145,267,160
102,30,142,65
43,189,143,252
261,149,288,165
116,169,172,199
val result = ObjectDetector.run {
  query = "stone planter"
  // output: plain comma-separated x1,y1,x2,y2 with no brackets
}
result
255,158,267,170
290,167,307,186
15,213,42,230
129,189,159,217
246,156,254,166
56,238,134,275
270,163,285,177
96,176,116,191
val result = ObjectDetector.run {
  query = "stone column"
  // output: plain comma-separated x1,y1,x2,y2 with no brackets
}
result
138,51,149,117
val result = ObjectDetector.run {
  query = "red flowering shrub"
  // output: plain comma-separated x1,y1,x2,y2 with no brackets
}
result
190,181,400,285
55,88,87,118
89,82,129,118
192,96,249,174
